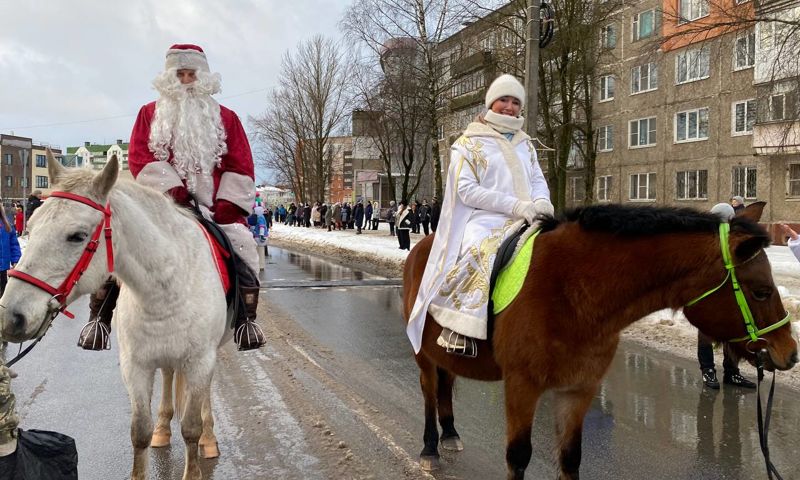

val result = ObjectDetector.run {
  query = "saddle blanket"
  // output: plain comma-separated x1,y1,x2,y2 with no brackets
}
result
491,228,540,315
198,223,231,293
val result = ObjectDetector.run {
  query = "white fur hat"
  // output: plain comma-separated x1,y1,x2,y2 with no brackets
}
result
165,44,210,72
485,74,526,109
710,203,735,222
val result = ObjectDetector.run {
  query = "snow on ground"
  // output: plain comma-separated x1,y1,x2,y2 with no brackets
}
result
271,221,800,388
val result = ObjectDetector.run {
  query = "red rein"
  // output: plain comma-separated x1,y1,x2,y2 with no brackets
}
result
8,191,113,319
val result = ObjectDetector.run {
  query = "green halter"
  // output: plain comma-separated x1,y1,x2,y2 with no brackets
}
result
685,223,791,343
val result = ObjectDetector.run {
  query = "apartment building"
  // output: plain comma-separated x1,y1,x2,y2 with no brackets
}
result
0,134,62,203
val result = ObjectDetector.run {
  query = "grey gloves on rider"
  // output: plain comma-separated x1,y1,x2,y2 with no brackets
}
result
512,198,554,224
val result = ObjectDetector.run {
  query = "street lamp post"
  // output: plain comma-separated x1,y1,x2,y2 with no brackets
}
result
524,0,541,138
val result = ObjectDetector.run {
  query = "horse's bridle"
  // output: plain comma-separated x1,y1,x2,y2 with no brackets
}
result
685,222,790,346
6,191,113,342
685,222,791,480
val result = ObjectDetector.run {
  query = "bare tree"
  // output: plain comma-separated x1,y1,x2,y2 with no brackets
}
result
341,0,468,200
250,35,353,203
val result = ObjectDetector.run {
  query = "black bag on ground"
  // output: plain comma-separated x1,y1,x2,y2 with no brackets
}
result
0,429,78,480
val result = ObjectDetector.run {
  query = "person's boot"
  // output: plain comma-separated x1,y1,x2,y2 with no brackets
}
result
701,368,720,389
78,279,119,351
234,286,266,351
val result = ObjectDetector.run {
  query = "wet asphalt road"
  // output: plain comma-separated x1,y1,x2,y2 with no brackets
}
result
5,246,800,479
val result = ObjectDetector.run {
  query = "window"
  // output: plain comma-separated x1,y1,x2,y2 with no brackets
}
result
675,108,709,142
630,172,657,200
598,175,613,201
676,46,710,84
19,177,28,188
599,75,615,101
676,170,708,199
734,30,755,70
4,154,11,165
601,24,617,49
437,124,445,140
732,99,756,135
571,177,586,202
679,0,708,22
629,117,657,147
35,176,49,189
4,176,11,187
770,94,785,121
35,154,46,168
598,125,614,151
631,62,658,94
789,164,800,197
760,21,791,50
633,10,658,41
732,166,757,199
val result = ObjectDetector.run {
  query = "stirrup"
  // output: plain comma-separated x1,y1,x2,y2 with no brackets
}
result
234,320,266,351
78,320,111,351
436,328,477,358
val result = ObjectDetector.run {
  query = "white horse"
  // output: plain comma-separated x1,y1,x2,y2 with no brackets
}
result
0,152,232,480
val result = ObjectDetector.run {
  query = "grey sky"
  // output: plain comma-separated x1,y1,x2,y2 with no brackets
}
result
0,0,350,183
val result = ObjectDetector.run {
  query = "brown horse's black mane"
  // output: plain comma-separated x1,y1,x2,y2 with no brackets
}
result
538,204,768,244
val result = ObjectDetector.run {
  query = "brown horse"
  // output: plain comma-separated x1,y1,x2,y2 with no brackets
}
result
402,203,797,480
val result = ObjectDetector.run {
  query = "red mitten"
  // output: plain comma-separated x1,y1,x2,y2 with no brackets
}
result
213,200,247,224
167,186,192,206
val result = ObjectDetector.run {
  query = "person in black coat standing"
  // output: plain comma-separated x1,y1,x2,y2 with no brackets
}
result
419,198,431,236
354,200,365,234
430,196,441,233
396,200,412,250
364,201,373,230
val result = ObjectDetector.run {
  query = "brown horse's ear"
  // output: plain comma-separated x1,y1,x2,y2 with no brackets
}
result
92,154,119,198
737,201,766,222
46,148,65,186
733,234,769,261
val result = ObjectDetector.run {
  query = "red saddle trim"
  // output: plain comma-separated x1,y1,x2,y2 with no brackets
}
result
198,223,231,293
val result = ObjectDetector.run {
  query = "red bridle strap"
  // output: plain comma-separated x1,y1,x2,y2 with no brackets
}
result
7,191,113,319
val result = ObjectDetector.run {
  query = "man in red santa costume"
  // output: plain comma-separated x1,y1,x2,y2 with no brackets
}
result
77,44,266,351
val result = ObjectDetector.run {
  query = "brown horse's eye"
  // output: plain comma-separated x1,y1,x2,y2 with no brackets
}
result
752,288,772,301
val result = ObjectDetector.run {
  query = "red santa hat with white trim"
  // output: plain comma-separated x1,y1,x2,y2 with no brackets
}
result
164,44,210,72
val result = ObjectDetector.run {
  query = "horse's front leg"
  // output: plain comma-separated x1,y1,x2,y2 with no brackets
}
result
122,364,155,480
552,385,598,480
416,354,441,471
436,367,463,451
504,374,542,480
151,368,174,448
199,383,220,458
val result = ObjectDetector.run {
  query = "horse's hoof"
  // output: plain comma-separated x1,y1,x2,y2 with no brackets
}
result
150,431,171,448
200,441,220,459
419,455,440,471
441,436,464,451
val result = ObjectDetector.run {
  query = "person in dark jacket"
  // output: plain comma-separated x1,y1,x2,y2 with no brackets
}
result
418,198,431,236
387,201,397,236
354,201,365,234
25,190,43,220
364,201,373,230
303,203,312,227
409,201,420,234
430,196,441,233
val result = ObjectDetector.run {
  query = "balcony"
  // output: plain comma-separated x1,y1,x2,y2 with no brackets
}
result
451,51,493,78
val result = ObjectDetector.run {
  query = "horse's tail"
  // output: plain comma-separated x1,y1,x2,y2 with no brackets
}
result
175,370,187,421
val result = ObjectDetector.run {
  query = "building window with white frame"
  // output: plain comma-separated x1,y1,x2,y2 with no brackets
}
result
676,169,708,199
601,24,617,49
35,154,46,168
679,0,708,22
35,175,49,189
675,107,709,142
631,62,658,94
734,30,755,70
732,165,757,199
4,154,11,165
732,99,756,135
633,9,658,41
770,94,785,121
629,117,657,147
789,164,800,197
5,176,11,187
599,75,615,101
630,172,657,200
598,125,614,151
676,46,710,84
597,175,613,201
571,177,586,202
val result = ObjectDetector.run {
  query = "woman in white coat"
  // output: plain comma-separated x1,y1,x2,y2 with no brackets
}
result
407,74,553,356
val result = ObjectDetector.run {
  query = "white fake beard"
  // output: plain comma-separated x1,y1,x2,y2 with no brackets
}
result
148,69,227,192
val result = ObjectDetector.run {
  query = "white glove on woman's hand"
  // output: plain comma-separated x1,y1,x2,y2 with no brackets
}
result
533,198,554,217
512,200,537,224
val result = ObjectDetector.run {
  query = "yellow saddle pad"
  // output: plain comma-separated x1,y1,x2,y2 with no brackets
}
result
491,229,540,315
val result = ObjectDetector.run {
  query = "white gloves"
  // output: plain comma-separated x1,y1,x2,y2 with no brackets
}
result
512,198,554,224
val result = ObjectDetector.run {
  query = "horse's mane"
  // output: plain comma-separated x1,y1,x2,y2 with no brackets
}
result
538,204,768,245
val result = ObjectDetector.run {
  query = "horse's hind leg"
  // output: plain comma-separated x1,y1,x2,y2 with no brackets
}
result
123,365,156,480
417,355,441,471
504,374,542,480
180,369,211,480
552,386,597,480
199,384,220,458
151,368,174,448
436,367,463,451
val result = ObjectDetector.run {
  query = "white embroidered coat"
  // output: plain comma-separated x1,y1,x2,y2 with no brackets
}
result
406,122,550,353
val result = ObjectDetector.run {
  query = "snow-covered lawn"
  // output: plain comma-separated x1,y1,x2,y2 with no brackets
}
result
276,222,800,388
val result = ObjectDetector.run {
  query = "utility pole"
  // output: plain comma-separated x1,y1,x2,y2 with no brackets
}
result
524,0,540,138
